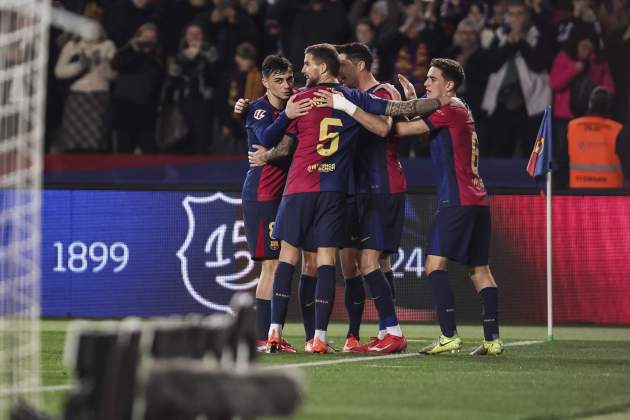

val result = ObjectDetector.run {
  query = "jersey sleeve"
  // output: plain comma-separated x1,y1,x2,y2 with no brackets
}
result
342,87,388,115
258,112,290,147
285,118,298,139
422,107,452,131
246,104,290,147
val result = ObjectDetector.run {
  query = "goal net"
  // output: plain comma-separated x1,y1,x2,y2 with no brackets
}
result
0,0,50,413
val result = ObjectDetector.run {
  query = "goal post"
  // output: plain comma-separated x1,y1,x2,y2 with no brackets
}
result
0,0,50,413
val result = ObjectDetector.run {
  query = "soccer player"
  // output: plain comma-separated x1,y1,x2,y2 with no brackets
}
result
260,43,450,353
392,58,503,355
241,54,312,353
334,43,408,353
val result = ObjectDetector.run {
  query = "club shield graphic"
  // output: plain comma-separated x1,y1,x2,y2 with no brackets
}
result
177,193,259,314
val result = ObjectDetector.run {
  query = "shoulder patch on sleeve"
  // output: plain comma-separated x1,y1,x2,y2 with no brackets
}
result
253,109,266,120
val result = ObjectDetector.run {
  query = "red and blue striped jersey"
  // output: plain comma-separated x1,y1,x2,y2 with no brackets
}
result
242,96,291,201
283,83,388,196
422,103,488,208
355,84,407,195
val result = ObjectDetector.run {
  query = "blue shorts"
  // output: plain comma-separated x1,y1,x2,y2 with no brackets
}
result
243,199,281,260
427,205,490,267
273,192,346,251
341,195,360,249
352,193,406,254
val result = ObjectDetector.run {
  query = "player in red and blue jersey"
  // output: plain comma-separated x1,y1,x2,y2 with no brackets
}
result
333,43,409,354
241,55,312,353
261,43,449,354
393,58,503,356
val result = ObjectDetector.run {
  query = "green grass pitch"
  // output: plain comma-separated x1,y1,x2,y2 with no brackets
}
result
40,321,630,419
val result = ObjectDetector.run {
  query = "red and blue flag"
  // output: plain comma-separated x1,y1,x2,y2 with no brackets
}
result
527,106,552,185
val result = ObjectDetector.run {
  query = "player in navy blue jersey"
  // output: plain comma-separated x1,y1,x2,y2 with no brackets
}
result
252,43,451,353
240,55,312,353
333,43,409,353
390,58,503,356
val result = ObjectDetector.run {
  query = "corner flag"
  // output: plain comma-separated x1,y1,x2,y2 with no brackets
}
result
526,106,555,342
527,106,552,184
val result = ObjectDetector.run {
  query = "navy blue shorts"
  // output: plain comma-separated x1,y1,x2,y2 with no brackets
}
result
243,199,281,260
341,195,360,249
427,205,491,267
353,193,406,254
273,192,346,251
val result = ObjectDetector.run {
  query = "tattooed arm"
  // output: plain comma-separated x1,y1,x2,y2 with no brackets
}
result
383,97,446,118
248,135,296,166
313,89,449,120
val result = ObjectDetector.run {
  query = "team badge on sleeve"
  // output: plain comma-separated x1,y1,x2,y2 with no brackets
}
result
253,109,266,120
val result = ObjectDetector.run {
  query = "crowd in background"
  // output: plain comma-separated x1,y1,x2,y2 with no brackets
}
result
43,0,630,183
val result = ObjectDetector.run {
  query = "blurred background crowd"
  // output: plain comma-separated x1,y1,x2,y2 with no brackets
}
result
43,0,630,185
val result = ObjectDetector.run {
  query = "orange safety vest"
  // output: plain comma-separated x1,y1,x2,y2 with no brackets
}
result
567,115,624,188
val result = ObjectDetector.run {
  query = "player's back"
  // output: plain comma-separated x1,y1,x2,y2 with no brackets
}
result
425,102,488,208
243,96,288,201
284,83,373,196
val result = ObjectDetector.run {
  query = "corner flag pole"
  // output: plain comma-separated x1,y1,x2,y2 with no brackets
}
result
546,168,553,341
546,107,553,342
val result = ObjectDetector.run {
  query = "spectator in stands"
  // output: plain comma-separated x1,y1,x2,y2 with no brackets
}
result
53,25,116,153
239,0,266,39
440,0,469,34
481,0,553,157
567,87,625,188
197,0,259,68
103,0,160,48
480,0,507,48
445,18,489,116
348,0,403,82
278,0,348,82
525,0,555,44
393,2,449,99
160,0,211,57
163,23,220,153
550,23,615,187
602,4,630,122
465,1,489,31
354,18,380,77
445,17,491,151
216,42,263,154
111,23,163,153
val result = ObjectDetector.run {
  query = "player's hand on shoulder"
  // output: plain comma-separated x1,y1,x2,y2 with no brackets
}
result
313,89,357,115
233,98,250,115
285,94,312,119
248,144,268,167
313,89,334,108
397,74,417,100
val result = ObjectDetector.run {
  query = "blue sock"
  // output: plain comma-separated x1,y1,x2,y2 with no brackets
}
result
427,270,457,337
255,298,271,341
315,265,336,331
344,276,365,339
271,261,294,325
364,269,398,328
299,274,317,341
479,287,500,340
383,270,395,302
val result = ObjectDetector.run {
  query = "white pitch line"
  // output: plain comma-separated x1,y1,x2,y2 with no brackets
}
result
0,384,73,396
502,340,544,347
5,341,546,395
262,340,544,370
261,352,419,370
